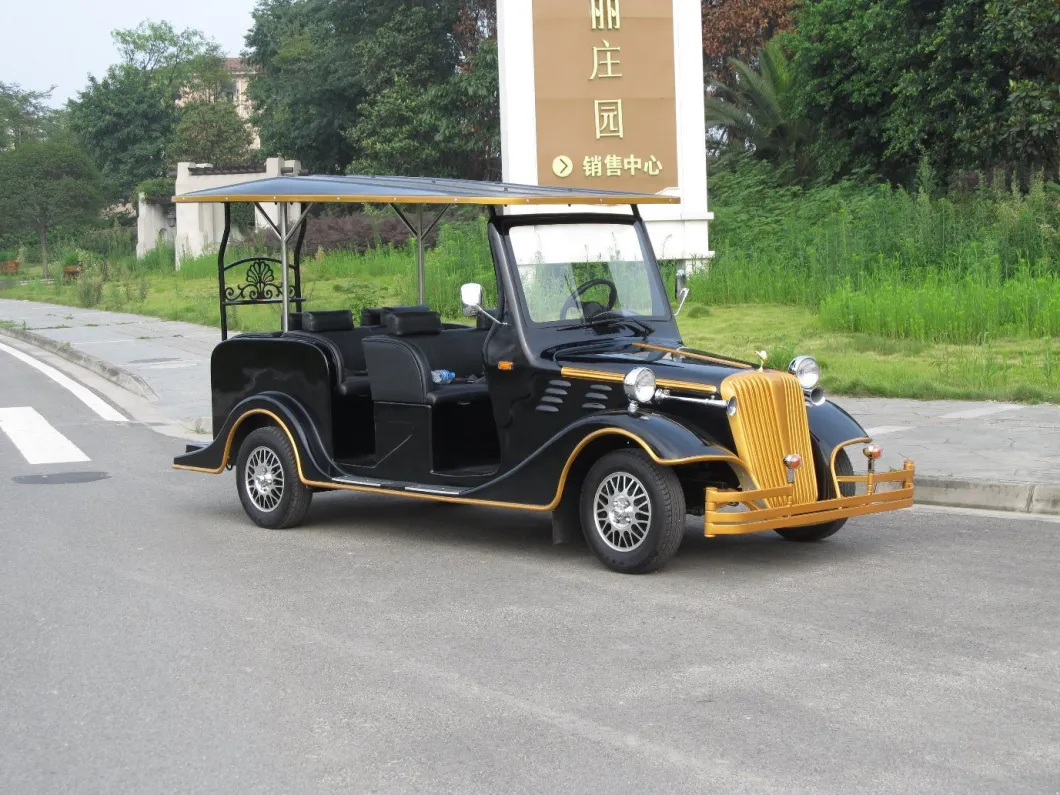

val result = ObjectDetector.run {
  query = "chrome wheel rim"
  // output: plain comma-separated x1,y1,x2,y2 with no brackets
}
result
593,471,652,552
245,446,285,513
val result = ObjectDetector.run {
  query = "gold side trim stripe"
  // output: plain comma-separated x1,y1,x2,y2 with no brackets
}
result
633,342,753,369
559,367,718,395
173,409,746,512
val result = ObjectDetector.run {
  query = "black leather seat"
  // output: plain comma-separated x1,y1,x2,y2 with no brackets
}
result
363,310,490,406
294,310,376,397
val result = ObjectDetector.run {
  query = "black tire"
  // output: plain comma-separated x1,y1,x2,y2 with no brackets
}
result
579,449,686,574
236,426,313,529
775,449,855,542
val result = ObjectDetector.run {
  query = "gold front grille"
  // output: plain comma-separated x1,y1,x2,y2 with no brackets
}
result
720,371,818,507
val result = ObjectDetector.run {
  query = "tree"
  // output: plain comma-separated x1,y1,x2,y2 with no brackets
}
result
705,41,816,183
69,66,179,201
68,21,228,200
0,141,104,275
343,3,464,176
791,0,1060,184
0,83,62,151
702,0,799,84
170,101,254,166
246,0,499,178
245,0,367,173
113,21,229,100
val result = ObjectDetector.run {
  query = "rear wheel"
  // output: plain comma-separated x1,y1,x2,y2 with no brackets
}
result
580,450,686,573
775,449,854,542
236,426,313,529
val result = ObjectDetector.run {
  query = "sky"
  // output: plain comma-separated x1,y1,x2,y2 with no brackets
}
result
1,0,259,106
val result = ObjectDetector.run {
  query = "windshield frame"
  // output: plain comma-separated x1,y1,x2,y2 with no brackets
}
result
496,212,675,330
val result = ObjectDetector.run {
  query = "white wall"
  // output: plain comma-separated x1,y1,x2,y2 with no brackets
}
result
497,0,713,267
172,157,302,269
135,195,175,259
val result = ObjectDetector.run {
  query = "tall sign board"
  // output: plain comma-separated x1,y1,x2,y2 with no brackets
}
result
533,0,678,195
498,0,713,264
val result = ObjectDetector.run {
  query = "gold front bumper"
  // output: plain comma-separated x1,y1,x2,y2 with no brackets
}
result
704,460,915,536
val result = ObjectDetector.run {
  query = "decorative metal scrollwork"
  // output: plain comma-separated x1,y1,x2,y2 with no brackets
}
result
223,258,296,304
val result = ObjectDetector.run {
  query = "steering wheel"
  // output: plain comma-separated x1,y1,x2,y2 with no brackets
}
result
559,278,618,321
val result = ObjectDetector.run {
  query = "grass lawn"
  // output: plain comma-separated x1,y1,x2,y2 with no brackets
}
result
680,305,1060,403
2,275,1057,404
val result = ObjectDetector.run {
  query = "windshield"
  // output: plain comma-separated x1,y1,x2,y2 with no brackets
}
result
508,223,670,324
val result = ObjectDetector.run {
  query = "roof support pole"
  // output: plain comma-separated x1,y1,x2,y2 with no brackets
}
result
417,205,426,305
390,203,452,307
218,203,232,341
279,202,290,333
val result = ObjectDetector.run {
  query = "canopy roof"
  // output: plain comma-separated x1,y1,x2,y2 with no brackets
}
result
172,174,680,206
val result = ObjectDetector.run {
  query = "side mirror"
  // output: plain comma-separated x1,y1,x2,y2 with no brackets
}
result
674,268,690,316
461,282,484,316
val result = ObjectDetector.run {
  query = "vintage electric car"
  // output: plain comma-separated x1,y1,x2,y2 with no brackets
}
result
173,175,914,573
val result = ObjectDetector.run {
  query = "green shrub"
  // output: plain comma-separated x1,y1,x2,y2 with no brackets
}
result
684,304,711,318
75,255,105,307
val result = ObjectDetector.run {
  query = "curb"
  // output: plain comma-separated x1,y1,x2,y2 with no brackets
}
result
915,476,1060,516
0,325,159,402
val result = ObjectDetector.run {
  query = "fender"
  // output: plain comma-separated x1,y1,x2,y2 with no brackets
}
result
466,409,745,507
173,392,333,481
808,399,871,462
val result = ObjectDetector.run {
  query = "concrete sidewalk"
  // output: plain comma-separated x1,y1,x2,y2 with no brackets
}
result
2,297,1057,513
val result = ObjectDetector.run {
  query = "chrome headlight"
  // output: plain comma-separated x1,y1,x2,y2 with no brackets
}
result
788,355,821,389
623,367,657,404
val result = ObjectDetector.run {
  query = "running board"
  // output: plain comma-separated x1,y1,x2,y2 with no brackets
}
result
404,485,465,496
333,476,386,488
331,476,466,497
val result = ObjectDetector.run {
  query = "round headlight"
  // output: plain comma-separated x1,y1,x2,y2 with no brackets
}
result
623,367,657,404
788,356,821,389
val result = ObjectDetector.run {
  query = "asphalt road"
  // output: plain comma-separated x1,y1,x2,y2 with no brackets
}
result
1,345,1058,794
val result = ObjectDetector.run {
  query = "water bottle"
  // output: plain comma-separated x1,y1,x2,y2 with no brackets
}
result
431,369,456,385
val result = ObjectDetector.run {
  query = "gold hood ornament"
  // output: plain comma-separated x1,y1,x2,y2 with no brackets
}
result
755,350,768,371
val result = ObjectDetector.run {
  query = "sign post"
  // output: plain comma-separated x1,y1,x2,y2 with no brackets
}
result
499,0,713,266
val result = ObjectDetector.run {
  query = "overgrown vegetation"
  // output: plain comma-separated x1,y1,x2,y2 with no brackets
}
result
691,158,1060,343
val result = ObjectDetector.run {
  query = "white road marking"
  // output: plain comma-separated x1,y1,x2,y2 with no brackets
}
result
0,341,126,422
866,425,914,436
0,407,90,465
941,404,1024,420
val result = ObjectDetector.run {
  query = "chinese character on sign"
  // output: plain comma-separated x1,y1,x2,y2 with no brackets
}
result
589,40,622,80
583,155,603,177
591,0,620,31
624,155,642,174
595,100,624,140
605,155,623,176
645,155,663,176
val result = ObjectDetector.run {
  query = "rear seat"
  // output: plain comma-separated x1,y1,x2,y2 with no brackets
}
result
295,310,374,397
294,307,472,400
363,310,490,406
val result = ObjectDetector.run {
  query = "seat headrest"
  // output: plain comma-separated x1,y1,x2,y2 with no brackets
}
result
385,310,441,336
302,309,354,333
361,304,429,327
289,312,304,331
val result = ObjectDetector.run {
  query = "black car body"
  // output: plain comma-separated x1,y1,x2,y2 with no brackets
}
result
173,176,914,573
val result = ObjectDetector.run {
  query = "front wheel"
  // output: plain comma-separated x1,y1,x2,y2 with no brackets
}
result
580,450,686,573
775,449,855,542
236,426,313,529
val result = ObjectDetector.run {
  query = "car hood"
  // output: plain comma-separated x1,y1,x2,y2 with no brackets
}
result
554,342,755,391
